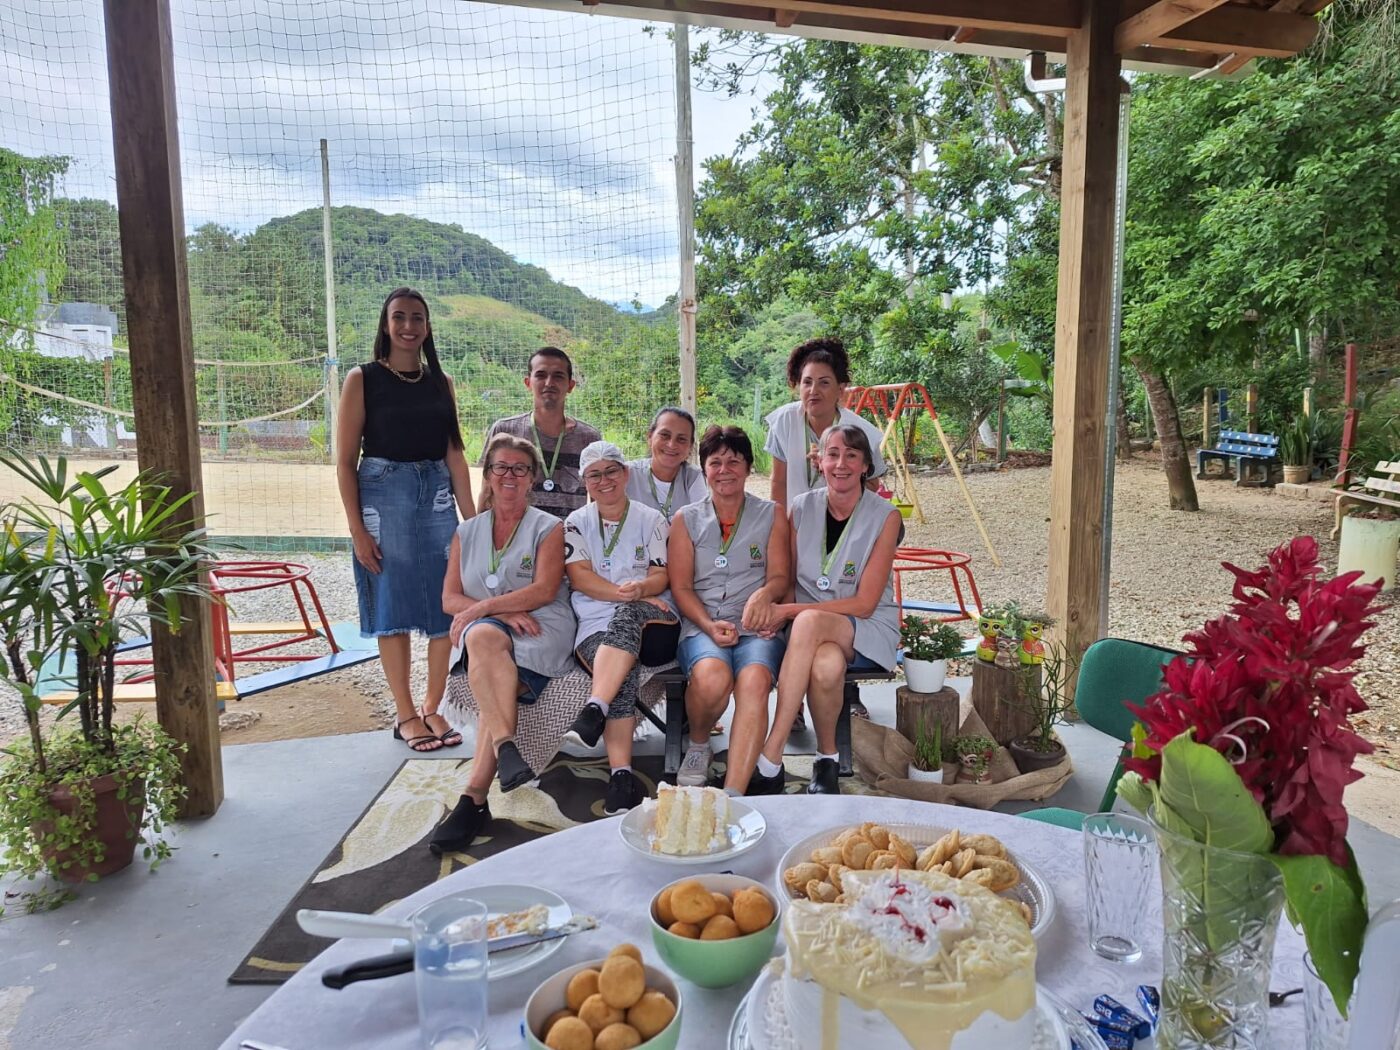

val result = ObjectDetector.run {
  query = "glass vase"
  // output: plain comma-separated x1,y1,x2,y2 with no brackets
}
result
1153,814,1287,1049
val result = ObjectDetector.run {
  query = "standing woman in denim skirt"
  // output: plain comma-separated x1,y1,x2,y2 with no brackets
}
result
336,287,475,753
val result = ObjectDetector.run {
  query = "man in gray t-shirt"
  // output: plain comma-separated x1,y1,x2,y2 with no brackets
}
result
479,346,601,520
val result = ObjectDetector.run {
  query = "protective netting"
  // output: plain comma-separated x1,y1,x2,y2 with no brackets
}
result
0,0,680,537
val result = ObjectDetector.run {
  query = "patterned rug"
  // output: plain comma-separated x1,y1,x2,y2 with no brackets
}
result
229,750,879,983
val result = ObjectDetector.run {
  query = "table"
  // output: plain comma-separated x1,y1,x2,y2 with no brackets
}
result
221,796,1308,1049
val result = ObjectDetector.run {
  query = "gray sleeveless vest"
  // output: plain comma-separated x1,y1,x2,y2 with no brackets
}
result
675,494,778,642
625,459,706,522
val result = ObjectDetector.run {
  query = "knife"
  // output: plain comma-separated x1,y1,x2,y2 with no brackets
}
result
319,916,598,989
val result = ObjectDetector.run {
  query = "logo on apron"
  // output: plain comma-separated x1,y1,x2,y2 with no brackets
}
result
842,561,857,579
519,554,534,572
634,545,645,562
749,544,762,561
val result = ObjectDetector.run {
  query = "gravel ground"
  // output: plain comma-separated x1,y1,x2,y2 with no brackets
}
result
3,455,1395,764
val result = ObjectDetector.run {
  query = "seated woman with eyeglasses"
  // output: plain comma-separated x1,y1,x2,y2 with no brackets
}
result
562,441,679,816
668,425,790,795
429,433,577,855
755,423,901,796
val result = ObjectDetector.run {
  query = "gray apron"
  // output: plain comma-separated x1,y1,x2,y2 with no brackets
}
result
450,506,577,679
625,459,706,522
790,488,899,669
675,493,778,642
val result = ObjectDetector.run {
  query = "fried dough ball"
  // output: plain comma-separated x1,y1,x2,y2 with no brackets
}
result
544,1015,593,1050
598,955,646,1010
542,1009,576,1041
701,913,741,940
578,993,625,1034
667,921,701,939
627,989,677,1040
732,888,775,933
710,892,734,918
608,943,643,963
654,886,677,926
670,880,717,925
566,968,602,1012
595,1022,643,1050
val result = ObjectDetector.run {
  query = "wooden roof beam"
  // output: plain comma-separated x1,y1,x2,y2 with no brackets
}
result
774,7,798,28
1116,0,1231,52
771,0,1078,36
1118,0,1320,56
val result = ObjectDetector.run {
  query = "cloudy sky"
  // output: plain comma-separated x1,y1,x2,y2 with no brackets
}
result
1,0,769,305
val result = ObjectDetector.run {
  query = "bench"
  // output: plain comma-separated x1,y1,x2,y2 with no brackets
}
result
1196,429,1280,486
42,681,240,706
642,669,894,779
1332,459,1400,539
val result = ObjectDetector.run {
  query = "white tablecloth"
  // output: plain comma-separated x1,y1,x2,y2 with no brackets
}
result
221,796,1308,1049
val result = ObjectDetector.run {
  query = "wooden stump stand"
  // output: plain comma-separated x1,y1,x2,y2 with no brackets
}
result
970,660,1041,745
895,685,960,745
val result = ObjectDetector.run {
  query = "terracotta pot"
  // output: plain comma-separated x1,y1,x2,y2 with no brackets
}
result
1282,464,1311,485
1008,737,1067,774
37,772,146,883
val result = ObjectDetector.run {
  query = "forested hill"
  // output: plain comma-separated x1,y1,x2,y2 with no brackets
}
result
260,206,627,334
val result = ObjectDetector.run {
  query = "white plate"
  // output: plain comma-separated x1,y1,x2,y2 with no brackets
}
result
619,796,767,864
774,822,1056,939
730,966,1104,1050
473,884,574,981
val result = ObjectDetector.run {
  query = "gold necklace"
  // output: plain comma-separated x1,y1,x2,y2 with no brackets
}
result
381,359,425,384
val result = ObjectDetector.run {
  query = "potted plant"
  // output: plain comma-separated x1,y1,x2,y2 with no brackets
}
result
1008,641,1079,773
1337,506,1398,593
907,715,946,783
951,734,996,785
0,453,216,897
1278,413,1315,484
900,616,964,693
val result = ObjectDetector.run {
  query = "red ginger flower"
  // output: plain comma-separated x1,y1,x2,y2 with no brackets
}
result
1124,536,1382,867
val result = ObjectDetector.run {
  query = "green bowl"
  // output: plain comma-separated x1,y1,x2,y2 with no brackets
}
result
649,873,781,990
524,957,682,1050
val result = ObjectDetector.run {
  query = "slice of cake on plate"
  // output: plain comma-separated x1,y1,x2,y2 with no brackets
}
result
651,784,730,855
772,867,1040,1049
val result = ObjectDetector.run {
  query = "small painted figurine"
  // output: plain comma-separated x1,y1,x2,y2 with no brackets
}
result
994,624,1020,669
975,615,1003,662
1020,621,1046,666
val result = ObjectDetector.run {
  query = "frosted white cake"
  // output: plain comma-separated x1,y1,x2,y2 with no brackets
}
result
651,784,729,855
778,868,1038,1050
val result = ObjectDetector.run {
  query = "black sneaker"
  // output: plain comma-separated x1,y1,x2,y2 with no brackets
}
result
849,699,870,721
746,765,787,796
792,704,808,732
567,704,607,748
603,769,646,815
429,795,491,855
806,757,840,795
496,740,535,792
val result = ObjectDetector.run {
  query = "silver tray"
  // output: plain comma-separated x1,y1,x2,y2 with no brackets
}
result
774,822,1057,939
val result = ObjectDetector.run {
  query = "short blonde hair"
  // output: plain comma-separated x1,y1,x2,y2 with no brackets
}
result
482,434,544,509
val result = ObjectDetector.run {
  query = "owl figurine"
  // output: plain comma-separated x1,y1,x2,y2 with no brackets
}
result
994,623,1020,668
975,615,1003,662
1020,621,1046,665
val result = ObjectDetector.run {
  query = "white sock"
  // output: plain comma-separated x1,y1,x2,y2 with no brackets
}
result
587,697,609,714
818,752,839,763
686,738,709,752
756,755,782,778
724,787,743,798
611,764,632,775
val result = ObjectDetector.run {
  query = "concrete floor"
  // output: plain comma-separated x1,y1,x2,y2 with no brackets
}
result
2,680,1397,1050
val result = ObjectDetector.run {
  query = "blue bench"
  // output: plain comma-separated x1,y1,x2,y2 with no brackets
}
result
1196,430,1279,486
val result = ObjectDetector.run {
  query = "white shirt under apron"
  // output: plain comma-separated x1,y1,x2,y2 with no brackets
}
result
624,458,707,523
763,400,888,507
563,498,673,648
789,487,900,670
448,506,578,679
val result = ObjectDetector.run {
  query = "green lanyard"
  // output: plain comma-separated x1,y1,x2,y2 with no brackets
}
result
804,420,819,488
820,508,856,581
531,420,564,484
647,465,677,518
716,498,746,558
488,512,524,575
598,502,629,562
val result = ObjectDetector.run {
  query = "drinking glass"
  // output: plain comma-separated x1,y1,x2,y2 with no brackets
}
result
1082,811,1156,963
1304,952,1351,1050
412,894,490,1050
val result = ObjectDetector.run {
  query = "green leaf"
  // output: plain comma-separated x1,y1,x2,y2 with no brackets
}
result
1158,735,1274,854
1115,769,1155,815
1269,848,1368,1017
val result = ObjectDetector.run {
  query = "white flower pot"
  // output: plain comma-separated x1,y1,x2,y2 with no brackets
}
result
1338,514,1400,592
907,764,945,784
903,657,947,693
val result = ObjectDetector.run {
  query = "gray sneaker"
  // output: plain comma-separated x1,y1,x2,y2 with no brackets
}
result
676,743,711,787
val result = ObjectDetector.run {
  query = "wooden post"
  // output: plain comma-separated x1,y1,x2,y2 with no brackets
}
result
1337,343,1359,487
102,356,117,450
970,662,1042,746
1246,383,1259,434
996,383,1007,464
895,686,960,748
674,24,697,416
1045,0,1122,667
1303,386,1314,419
1202,385,1214,450
102,0,222,817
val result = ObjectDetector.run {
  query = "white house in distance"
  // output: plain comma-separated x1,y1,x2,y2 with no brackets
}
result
29,301,134,448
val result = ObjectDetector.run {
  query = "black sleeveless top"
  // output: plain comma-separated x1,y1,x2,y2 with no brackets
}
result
359,360,458,462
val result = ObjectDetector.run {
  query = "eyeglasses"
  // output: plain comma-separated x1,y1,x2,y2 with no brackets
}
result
487,463,532,478
582,464,625,483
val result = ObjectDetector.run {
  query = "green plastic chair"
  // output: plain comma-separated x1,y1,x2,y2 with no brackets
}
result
1017,637,1182,831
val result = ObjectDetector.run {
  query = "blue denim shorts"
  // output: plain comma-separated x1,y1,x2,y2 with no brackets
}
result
459,618,550,703
353,457,458,639
678,632,786,680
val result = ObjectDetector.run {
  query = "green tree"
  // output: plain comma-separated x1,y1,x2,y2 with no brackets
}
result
53,197,124,319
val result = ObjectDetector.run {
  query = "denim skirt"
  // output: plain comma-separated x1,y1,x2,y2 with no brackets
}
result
353,457,458,639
